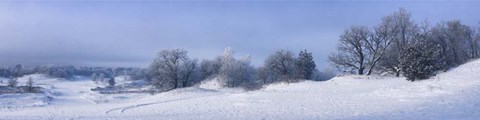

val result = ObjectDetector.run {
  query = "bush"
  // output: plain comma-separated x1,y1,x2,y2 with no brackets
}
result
400,43,446,81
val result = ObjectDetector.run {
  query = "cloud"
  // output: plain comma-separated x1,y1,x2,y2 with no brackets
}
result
0,1,478,68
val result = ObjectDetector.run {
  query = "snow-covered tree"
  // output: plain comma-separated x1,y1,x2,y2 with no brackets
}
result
27,77,34,92
327,8,478,79
256,66,272,85
130,68,149,80
122,70,129,81
400,22,446,81
149,49,198,90
400,41,446,81
229,55,255,87
295,50,316,79
199,59,221,80
431,20,476,68
180,59,199,87
13,64,23,78
99,73,105,84
91,73,98,83
377,8,418,77
475,25,480,57
265,49,297,82
216,48,255,87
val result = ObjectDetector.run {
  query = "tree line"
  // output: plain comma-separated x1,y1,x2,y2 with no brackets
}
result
147,48,333,92
0,64,148,81
329,8,480,81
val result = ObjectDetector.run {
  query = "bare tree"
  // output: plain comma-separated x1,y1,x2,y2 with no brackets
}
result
265,49,297,82
377,8,418,77
199,59,221,80
27,77,34,92
365,16,395,75
180,59,198,87
329,25,370,75
149,49,199,91
431,20,475,67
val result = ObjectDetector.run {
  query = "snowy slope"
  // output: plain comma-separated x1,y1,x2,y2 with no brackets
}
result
1,60,480,119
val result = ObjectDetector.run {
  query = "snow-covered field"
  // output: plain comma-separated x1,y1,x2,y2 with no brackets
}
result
1,60,480,120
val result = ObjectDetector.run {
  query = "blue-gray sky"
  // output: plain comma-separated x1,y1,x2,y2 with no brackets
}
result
0,1,479,68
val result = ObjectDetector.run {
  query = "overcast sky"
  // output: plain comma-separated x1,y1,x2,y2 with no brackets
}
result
0,1,479,69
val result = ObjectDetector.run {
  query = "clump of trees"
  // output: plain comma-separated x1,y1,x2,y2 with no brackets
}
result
147,48,321,92
147,48,255,91
7,64,23,87
215,48,255,88
0,64,148,80
2,76,38,93
329,8,480,81
257,49,317,84
91,72,116,87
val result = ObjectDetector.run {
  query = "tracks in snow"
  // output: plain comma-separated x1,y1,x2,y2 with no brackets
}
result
105,93,223,114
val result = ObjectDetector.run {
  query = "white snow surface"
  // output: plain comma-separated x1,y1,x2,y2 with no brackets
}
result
1,60,480,119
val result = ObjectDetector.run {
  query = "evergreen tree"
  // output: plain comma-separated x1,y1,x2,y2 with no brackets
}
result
295,50,316,79
400,42,446,81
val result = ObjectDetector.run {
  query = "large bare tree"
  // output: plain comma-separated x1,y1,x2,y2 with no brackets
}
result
329,25,371,75
364,16,396,75
378,8,418,77
265,49,297,81
149,49,197,90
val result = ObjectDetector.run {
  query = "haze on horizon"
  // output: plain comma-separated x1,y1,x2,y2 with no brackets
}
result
0,1,479,69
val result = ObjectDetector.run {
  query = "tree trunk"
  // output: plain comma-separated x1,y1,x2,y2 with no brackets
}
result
395,70,401,77
182,81,188,88
366,67,373,75
358,68,364,75
366,63,376,75
173,78,178,89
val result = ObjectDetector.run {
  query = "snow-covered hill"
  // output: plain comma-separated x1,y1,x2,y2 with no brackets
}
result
1,60,480,120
